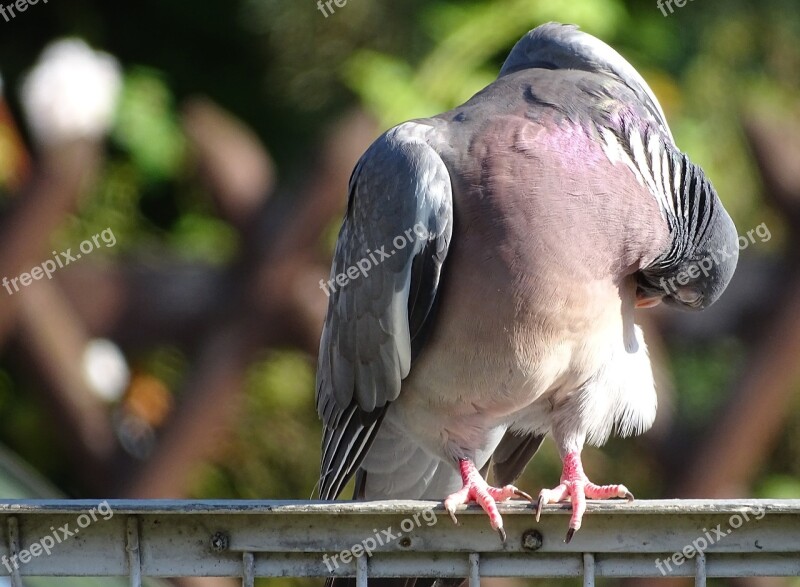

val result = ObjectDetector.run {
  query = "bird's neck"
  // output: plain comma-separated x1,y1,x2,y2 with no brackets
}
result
644,154,716,275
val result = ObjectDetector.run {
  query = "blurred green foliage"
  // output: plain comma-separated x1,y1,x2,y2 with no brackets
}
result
670,341,746,429
190,351,321,500
113,68,185,182
343,0,625,126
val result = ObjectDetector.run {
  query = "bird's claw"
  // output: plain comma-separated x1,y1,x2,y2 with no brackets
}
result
514,488,534,502
497,526,507,543
444,459,534,544
565,528,576,544
535,451,636,543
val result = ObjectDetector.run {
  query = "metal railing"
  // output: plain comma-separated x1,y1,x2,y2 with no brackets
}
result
0,499,798,587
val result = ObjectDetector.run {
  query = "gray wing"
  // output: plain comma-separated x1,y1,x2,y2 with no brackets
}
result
316,121,453,500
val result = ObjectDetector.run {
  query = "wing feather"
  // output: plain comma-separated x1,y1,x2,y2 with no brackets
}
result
316,121,453,500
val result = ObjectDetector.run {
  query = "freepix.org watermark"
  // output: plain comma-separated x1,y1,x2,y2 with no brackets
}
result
0,0,48,24
659,222,770,296
655,506,765,575
1,501,114,573
2,227,116,296
316,0,348,18
319,222,430,297
322,508,438,572
657,0,696,17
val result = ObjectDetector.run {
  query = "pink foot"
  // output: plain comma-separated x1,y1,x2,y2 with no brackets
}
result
536,451,634,543
444,458,533,542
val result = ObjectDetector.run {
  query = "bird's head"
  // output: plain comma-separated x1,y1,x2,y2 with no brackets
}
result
636,160,739,311
500,22,674,142
502,23,740,312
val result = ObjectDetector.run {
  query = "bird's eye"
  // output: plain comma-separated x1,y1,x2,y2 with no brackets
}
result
675,287,703,306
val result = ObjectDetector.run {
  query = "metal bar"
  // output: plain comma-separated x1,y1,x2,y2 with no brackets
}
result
126,516,141,587
356,552,368,587
6,516,22,587
0,498,794,515
223,553,800,578
583,553,595,587
0,500,794,579
468,553,480,587
695,552,706,587
242,552,254,587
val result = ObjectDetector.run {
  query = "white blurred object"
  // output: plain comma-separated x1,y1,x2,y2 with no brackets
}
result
20,38,122,147
82,338,130,402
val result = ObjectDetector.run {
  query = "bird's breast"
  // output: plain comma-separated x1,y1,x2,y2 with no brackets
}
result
394,222,637,457
393,115,662,456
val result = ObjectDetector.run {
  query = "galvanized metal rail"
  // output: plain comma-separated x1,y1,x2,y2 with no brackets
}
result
0,499,798,587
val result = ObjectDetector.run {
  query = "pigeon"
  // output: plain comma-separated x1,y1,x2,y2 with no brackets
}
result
316,22,739,549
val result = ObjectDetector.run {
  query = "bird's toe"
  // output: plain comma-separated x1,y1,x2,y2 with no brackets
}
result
584,482,633,501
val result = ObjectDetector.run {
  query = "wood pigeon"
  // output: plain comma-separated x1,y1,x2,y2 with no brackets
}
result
316,22,739,545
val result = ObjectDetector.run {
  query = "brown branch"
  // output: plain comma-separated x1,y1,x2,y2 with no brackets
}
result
181,97,276,236
16,280,117,491
0,140,102,348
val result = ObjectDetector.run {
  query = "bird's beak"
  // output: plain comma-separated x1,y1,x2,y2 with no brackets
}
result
635,296,663,309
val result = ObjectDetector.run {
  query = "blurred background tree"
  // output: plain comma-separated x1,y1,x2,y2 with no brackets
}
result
0,1,799,586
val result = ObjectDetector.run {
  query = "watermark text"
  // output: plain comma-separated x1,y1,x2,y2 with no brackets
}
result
1,501,114,572
657,0,696,17
320,222,430,297
2,227,116,296
322,508,437,572
659,222,770,296
316,0,348,18
655,506,765,575
0,0,49,24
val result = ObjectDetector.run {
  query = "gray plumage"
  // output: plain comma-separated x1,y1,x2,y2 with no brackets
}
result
316,20,738,518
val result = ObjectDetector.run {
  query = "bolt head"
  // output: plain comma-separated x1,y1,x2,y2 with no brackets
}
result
521,529,543,551
210,531,230,552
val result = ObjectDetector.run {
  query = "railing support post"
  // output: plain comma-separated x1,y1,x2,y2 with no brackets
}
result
583,553,595,587
469,552,480,587
126,516,142,587
6,516,22,587
695,552,706,587
243,552,255,587
356,552,368,587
